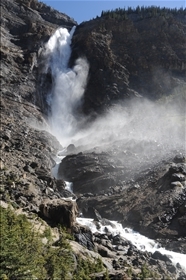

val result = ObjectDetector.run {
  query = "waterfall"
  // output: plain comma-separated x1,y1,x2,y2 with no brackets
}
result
43,28,184,152
44,26,89,146
44,26,186,274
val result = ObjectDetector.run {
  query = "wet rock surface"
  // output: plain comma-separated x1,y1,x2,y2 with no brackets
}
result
73,151,186,251
1,0,186,278
58,138,186,277
72,218,186,279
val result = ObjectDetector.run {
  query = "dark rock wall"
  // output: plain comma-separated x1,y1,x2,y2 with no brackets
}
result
70,14,186,114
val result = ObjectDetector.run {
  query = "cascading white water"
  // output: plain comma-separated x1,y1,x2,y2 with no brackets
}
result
45,27,186,273
44,26,89,145
44,28,185,152
51,153,73,193
77,218,186,271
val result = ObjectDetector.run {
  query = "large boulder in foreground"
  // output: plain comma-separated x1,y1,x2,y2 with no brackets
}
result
39,199,79,229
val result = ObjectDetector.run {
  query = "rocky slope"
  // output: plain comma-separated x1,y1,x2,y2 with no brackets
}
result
1,0,186,279
1,0,77,211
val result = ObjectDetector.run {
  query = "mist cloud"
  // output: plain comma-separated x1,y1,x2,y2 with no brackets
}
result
70,97,185,153
43,27,185,162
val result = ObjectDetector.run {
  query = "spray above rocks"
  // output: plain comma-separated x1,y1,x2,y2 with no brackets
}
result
44,26,185,161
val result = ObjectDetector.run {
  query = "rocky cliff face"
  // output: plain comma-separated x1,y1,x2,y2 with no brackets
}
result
1,0,77,111
70,12,186,114
1,0,77,210
1,0,186,278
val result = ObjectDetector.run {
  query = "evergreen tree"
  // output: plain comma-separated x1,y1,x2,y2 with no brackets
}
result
0,206,105,279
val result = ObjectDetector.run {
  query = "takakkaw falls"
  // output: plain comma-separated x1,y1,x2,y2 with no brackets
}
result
1,1,186,279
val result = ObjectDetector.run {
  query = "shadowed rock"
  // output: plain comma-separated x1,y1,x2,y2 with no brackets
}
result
39,199,78,229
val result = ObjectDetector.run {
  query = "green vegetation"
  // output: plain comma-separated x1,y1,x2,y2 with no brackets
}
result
73,258,104,280
101,6,186,21
0,206,105,279
138,264,160,279
0,207,164,280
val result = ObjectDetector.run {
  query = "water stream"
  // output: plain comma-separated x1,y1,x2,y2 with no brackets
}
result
46,26,186,272
77,217,186,271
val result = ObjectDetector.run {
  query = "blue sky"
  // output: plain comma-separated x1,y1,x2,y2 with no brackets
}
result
42,1,186,24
